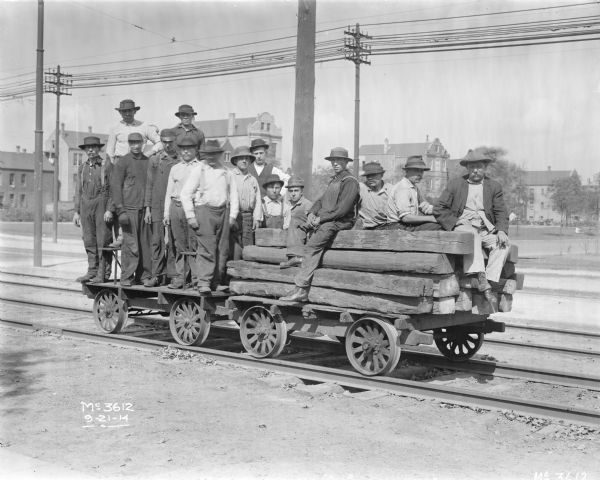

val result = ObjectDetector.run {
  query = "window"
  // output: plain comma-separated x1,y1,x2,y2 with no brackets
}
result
20,194,26,207
266,123,271,132
9,193,14,206
0,194,4,207
21,173,26,187
260,122,265,130
9,173,15,187
73,154,78,166
73,174,78,187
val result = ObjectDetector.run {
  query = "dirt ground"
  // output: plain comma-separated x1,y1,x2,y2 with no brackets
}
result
1,325,598,480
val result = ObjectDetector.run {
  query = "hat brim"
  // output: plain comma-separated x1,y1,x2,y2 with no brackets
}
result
287,184,304,188
263,181,284,188
459,158,493,167
115,107,141,112
175,111,197,117
325,156,353,162
250,145,269,152
231,155,255,165
200,148,224,154
79,143,105,150
402,165,430,171
361,170,385,176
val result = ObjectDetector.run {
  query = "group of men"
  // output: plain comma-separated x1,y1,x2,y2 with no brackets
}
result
74,98,509,311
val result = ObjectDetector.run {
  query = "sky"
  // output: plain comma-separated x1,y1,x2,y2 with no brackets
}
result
1,0,599,182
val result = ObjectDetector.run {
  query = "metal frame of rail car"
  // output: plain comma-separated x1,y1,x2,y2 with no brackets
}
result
81,282,230,346
224,295,505,376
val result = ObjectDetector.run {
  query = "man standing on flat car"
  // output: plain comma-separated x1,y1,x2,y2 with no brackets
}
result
280,147,360,301
433,148,510,311
248,138,290,196
111,132,153,286
143,129,179,287
73,136,114,283
171,104,205,150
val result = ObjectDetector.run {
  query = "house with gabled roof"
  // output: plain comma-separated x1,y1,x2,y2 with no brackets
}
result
359,136,450,197
0,148,54,209
195,112,282,166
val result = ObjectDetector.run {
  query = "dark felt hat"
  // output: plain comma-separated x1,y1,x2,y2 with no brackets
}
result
360,162,385,176
325,147,353,162
160,129,177,141
459,148,494,167
403,155,430,171
249,138,269,152
115,99,140,112
127,132,144,143
200,139,224,154
79,136,105,150
230,146,255,165
287,175,305,188
175,104,197,117
262,174,284,189
177,137,199,148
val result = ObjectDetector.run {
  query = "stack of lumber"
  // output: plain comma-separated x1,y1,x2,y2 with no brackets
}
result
227,229,522,316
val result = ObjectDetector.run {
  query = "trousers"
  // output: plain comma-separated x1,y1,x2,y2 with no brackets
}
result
80,197,112,275
169,202,198,284
121,208,152,282
192,204,230,288
294,220,354,288
231,211,254,261
150,220,175,279
454,223,510,282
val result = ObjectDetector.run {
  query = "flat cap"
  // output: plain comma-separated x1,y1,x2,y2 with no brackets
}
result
127,132,144,143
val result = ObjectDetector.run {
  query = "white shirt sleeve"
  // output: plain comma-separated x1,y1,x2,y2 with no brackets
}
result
180,163,203,220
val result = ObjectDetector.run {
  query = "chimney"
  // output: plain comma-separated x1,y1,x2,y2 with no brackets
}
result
60,122,65,134
547,166,551,171
227,113,235,137
88,126,92,133
383,138,389,154
426,134,429,143
16,146,20,153
22,148,27,153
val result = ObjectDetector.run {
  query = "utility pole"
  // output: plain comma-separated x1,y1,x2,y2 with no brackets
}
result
344,23,371,177
34,0,44,266
45,65,72,243
292,0,316,194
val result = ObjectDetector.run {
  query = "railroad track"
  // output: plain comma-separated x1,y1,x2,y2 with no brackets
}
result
1,298,600,427
2,271,599,359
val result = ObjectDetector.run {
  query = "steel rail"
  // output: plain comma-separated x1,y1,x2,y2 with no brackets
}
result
1,317,599,427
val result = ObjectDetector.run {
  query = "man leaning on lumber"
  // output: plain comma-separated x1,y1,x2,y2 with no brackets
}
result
279,147,360,302
433,147,510,312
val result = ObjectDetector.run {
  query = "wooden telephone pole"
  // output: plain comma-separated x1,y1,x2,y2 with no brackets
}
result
34,0,44,266
291,0,316,192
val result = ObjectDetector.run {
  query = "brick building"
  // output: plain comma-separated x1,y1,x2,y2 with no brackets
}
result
0,148,54,209
523,167,573,223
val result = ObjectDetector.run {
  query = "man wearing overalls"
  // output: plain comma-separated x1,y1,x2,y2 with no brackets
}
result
261,174,289,229
73,136,114,283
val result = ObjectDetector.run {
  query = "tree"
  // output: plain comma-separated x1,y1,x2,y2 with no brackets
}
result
549,171,582,225
308,166,333,201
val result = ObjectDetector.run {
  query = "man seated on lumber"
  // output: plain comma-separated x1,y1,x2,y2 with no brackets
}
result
433,148,510,312
356,162,392,230
386,155,442,231
280,175,313,268
279,147,360,302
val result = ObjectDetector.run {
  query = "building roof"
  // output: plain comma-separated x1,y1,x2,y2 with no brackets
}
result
194,117,255,138
524,170,573,186
360,142,430,157
0,151,53,172
60,130,109,151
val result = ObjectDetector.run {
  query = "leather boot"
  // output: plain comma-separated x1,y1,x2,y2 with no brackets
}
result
279,256,302,269
144,277,159,287
280,286,309,302
76,272,95,283
89,265,107,284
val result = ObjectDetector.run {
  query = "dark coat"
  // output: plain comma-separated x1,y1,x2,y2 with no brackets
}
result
433,175,509,233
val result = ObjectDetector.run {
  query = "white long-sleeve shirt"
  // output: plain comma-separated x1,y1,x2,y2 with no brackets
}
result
106,119,162,159
180,160,239,221
163,158,200,220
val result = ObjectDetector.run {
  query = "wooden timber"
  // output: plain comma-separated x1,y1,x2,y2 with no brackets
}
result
229,280,433,315
455,289,473,312
243,246,455,275
501,262,516,278
499,293,513,312
255,228,474,254
459,276,518,294
433,297,457,315
227,260,433,297
513,273,525,290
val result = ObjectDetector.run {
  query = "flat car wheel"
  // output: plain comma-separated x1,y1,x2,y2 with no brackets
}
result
240,306,287,358
93,289,127,333
434,327,484,362
169,299,211,346
345,317,401,376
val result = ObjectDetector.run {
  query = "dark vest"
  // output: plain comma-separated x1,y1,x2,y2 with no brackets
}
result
248,163,274,196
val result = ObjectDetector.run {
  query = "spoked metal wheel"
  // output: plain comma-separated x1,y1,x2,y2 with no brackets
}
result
434,327,484,362
345,317,401,376
169,298,211,346
93,289,127,333
240,306,287,358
